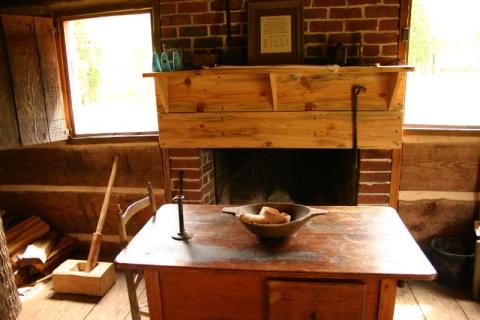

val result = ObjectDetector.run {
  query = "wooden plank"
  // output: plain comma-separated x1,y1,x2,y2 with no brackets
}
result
166,73,272,112
267,280,366,320
0,19,20,150
34,17,68,142
449,279,480,318
409,281,469,320
0,142,164,187
0,191,164,235
144,65,414,78
400,141,480,191
389,148,402,209
398,199,478,246
18,279,98,320
399,191,480,202
378,279,397,320
2,15,50,146
275,72,394,111
393,282,425,320
155,77,169,113
389,72,406,110
144,270,162,320
269,73,278,111
83,273,133,320
158,111,403,149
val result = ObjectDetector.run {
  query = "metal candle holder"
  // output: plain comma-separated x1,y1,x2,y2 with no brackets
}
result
171,171,192,241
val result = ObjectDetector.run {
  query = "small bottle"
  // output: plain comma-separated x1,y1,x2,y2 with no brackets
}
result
160,44,172,72
152,51,162,72
172,50,184,70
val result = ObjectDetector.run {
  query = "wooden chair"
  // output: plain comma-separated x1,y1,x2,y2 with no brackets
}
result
117,182,157,320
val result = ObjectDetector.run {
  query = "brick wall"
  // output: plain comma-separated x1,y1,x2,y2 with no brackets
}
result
358,149,392,205
169,148,215,203
159,0,401,65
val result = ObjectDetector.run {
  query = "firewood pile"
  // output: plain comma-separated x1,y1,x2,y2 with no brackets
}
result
4,214,78,287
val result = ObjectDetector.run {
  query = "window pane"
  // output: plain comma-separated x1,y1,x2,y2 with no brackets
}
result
64,13,157,134
405,0,480,126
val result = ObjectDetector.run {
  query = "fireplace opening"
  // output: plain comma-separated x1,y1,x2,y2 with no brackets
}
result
214,149,357,205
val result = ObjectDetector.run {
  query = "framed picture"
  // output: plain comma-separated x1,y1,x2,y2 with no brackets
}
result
248,0,303,65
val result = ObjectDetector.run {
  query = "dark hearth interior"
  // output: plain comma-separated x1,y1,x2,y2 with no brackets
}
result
215,149,356,205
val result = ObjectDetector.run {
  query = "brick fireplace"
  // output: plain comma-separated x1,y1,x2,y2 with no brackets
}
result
167,148,393,206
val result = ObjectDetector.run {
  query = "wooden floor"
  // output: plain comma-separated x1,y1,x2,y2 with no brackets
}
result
18,275,480,320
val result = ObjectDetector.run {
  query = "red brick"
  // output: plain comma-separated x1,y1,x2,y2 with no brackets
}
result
328,33,360,44
162,14,192,26
194,37,224,48
169,148,201,157
348,0,379,4
359,183,390,193
161,38,191,49
312,0,346,7
171,178,202,190
357,194,389,204
309,20,343,32
171,168,202,180
383,0,399,4
160,3,176,14
363,56,397,64
230,11,247,23
303,0,312,6
363,32,397,44
178,1,208,13
379,19,398,31
382,44,398,55
179,25,208,37
306,45,323,56
161,27,177,39
359,172,391,182
177,189,203,200
170,158,202,168
360,149,392,159
209,24,241,35
365,5,399,18
305,34,327,43
304,8,328,19
329,8,363,19
345,19,377,31
193,12,225,24
360,160,391,171
202,161,213,173
210,0,243,11
362,45,380,56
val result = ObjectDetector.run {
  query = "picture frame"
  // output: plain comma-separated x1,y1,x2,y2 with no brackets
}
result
248,0,303,65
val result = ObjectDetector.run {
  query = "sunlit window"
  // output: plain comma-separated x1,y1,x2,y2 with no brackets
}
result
405,0,480,126
63,13,157,135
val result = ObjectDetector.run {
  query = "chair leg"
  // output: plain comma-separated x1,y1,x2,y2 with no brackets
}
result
125,270,141,320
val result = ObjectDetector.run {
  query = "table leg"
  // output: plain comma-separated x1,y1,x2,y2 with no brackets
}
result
377,279,397,320
144,270,163,320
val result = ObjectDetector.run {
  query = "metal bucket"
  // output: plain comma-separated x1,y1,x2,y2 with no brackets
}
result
430,236,475,287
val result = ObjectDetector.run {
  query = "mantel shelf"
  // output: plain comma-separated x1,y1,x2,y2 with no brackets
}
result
146,64,414,149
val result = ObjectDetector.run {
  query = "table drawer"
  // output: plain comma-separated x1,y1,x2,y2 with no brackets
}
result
267,280,367,320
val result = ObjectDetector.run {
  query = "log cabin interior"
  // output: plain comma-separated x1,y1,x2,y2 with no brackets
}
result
0,0,479,319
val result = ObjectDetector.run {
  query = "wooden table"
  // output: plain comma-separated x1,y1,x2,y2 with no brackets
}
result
115,204,436,320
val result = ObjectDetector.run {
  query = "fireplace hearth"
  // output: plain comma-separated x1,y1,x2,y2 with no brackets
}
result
214,149,357,205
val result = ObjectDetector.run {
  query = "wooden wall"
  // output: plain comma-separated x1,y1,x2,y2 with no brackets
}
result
0,142,166,238
398,135,480,248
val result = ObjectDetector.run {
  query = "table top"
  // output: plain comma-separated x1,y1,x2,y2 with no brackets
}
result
115,204,436,280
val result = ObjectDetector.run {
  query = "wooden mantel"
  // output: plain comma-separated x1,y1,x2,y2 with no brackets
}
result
144,65,413,149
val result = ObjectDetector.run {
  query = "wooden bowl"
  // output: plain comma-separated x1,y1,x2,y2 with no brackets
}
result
222,202,327,238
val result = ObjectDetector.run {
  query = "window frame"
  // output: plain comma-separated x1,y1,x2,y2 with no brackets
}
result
403,0,480,133
57,8,159,141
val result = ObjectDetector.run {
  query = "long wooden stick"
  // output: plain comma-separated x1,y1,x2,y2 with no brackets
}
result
84,155,119,272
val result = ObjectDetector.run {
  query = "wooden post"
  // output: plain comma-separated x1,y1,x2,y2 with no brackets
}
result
84,155,119,272
0,215,21,320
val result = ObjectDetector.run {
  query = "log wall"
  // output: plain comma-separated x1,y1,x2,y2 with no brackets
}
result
398,135,480,248
0,142,166,237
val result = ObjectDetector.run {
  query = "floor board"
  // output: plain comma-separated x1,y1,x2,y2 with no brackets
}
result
18,277,479,320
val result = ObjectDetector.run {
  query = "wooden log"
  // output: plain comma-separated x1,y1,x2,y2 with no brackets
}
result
19,231,58,266
7,217,50,256
6,215,43,243
33,235,78,275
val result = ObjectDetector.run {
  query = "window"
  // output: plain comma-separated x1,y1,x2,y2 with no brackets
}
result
405,0,480,127
63,12,157,135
